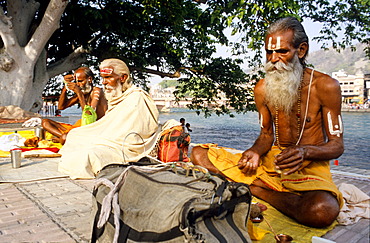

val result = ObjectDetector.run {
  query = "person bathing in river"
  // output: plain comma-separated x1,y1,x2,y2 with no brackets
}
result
191,16,344,228
42,67,107,144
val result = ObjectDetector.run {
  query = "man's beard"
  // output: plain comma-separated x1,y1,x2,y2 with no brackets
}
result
264,54,304,114
81,82,92,94
104,81,123,101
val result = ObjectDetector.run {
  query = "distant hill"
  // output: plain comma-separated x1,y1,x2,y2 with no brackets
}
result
307,43,370,76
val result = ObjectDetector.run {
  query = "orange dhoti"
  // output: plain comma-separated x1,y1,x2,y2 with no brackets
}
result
60,119,82,134
202,144,343,208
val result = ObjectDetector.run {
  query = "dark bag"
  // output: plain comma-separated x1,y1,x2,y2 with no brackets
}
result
158,125,191,162
91,162,252,243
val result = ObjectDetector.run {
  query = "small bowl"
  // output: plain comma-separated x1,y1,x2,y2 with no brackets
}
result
251,214,264,223
275,234,293,242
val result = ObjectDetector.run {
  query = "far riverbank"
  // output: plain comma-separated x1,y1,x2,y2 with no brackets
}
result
342,108,370,112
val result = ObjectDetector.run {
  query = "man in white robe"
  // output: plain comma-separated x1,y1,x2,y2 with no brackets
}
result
59,58,161,179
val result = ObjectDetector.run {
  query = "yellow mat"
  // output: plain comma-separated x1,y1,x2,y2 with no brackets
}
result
0,131,62,157
250,198,337,243
0,130,36,139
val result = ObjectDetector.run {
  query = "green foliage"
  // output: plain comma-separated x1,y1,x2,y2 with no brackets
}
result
299,0,370,53
174,57,257,117
159,79,179,89
43,77,63,97
1,0,368,116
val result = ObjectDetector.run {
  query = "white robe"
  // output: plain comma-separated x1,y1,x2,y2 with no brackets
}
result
58,86,161,179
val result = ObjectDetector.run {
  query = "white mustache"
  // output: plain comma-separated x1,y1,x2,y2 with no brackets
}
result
265,61,293,72
104,85,115,92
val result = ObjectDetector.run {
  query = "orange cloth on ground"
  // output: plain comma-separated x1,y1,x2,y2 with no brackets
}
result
60,119,81,133
204,145,343,208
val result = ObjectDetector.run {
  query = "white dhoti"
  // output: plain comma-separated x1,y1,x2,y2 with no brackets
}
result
59,87,161,179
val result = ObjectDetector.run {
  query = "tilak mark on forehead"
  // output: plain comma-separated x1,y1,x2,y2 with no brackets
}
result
267,36,281,50
100,67,114,75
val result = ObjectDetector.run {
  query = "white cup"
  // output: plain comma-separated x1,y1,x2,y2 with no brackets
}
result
11,149,22,168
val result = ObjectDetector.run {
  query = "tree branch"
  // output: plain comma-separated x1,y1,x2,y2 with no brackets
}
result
47,46,89,78
0,6,18,49
25,0,68,62
7,0,40,46
130,66,203,78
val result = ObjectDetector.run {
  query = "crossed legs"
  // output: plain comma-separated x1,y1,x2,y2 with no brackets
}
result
249,180,339,227
190,146,340,228
41,119,68,144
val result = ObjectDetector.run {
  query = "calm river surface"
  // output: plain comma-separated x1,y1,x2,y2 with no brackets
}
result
160,109,370,171
63,107,370,170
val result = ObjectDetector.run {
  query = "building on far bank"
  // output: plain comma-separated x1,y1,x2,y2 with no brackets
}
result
333,70,369,104
365,73,370,102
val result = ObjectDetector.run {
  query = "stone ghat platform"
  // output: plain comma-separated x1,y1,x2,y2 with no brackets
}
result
0,156,368,242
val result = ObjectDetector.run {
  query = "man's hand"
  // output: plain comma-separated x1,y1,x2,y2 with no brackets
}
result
63,75,81,93
63,74,74,82
63,74,79,92
238,150,260,176
66,82,81,93
274,146,307,175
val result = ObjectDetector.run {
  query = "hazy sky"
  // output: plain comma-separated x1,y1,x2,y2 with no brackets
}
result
302,19,326,52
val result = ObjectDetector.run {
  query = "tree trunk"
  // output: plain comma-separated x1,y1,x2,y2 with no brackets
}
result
0,0,70,112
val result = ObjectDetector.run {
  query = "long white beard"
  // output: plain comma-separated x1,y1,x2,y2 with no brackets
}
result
264,54,303,114
104,81,123,101
81,82,92,94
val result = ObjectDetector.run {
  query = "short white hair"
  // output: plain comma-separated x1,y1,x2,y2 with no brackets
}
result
99,58,131,84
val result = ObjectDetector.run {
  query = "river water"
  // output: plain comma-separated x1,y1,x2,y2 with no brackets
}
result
63,107,370,170
162,109,370,170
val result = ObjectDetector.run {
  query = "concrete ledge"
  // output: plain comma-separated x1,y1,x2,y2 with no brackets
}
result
331,169,370,180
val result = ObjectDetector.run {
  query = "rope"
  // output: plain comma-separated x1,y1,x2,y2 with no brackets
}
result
94,165,171,243
146,154,166,164
94,163,211,243
122,132,146,164
94,167,130,243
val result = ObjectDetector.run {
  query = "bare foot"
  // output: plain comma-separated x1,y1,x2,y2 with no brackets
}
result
60,133,67,145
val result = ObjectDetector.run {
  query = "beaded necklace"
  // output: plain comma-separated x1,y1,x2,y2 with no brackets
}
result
274,85,301,150
274,69,314,150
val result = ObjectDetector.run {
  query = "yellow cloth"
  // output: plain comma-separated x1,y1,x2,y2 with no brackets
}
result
0,131,34,157
59,87,161,179
0,130,62,157
250,198,337,243
0,150,9,157
0,130,36,139
248,220,270,241
205,145,343,208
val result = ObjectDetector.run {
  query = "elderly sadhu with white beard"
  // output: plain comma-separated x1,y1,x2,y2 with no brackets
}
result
58,58,161,179
42,67,108,144
191,17,344,228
